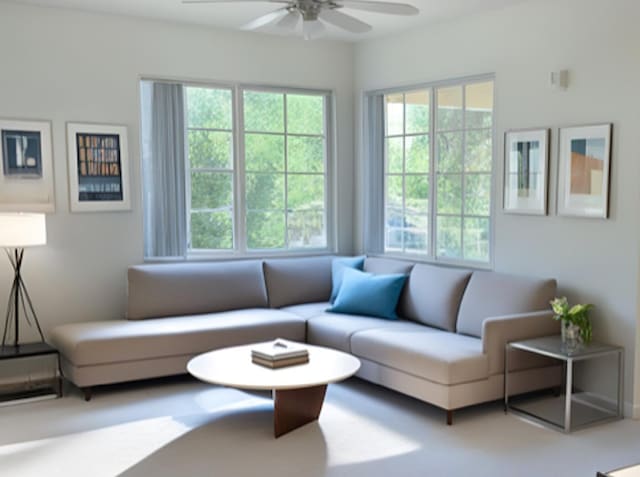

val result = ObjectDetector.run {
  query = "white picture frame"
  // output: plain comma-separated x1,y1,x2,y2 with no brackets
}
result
503,128,549,215
557,124,612,218
67,122,130,212
0,118,55,212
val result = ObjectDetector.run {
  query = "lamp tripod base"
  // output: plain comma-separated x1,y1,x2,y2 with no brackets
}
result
2,248,45,348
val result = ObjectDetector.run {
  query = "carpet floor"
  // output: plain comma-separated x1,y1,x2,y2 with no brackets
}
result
0,376,639,477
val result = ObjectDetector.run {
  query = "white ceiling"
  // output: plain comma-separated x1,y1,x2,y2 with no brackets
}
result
3,0,530,41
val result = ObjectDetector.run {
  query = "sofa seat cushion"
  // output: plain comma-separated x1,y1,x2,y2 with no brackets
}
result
50,309,306,367
351,324,488,385
307,313,413,352
279,302,330,319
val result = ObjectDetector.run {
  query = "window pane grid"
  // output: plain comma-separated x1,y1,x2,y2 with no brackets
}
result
186,86,235,251
189,127,233,133
459,84,468,260
191,207,233,213
436,126,491,134
384,90,430,255
244,130,324,139
244,171,325,176
146,83,330,256
443,81,492,263
282,93,289,249
383,79,492,264
191,167,233,173
385,132,438,139
437,213,488,219
244,90,328,251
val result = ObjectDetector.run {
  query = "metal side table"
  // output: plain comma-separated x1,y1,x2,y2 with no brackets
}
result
505,335,623,433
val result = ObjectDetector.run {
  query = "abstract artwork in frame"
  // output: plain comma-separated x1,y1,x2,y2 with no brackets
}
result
0,119,55,212
557,124,612,218
67,123,131,212
503,128,549,215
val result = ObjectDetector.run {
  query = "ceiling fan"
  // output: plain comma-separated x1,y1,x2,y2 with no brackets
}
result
182,0,420,39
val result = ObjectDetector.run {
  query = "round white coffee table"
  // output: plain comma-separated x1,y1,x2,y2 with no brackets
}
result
188,342,360,437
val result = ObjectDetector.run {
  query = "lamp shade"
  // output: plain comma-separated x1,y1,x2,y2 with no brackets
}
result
0,213,47,247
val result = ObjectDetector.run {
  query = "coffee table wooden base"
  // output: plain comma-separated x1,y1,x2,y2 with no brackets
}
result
273,384,327,438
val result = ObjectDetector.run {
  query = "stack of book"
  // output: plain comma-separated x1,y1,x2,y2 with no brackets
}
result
251,339,309,369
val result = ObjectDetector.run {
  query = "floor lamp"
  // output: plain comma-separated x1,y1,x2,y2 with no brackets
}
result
0,213,47,348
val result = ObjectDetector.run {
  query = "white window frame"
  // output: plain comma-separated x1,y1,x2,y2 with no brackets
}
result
368,73,496,269
174,80,335,259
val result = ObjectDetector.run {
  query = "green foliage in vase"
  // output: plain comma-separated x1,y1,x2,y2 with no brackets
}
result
550,296,593,344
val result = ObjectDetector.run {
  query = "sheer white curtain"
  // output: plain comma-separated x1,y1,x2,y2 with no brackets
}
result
141,81,187,258
363,94,385,254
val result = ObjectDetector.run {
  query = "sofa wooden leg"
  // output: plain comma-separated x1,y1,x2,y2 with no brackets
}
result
82,387,92,401
446,410,453,426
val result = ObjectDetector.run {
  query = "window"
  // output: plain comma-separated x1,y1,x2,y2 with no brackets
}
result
435,82,493,262
384,91,431,255
243,90,327,250
141,81,331,258
371,77,494,265
186,87,234,250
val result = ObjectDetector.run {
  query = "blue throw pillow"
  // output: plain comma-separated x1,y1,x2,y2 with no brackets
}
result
330,256,365,303
327,268,407,320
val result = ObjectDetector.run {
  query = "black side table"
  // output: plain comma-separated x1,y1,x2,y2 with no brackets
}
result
0,342,62,404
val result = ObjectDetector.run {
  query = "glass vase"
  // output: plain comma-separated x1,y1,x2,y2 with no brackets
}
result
561,321,582,351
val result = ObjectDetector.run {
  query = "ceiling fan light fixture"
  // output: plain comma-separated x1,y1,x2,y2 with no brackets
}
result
302,18,325,40
275,10,301,31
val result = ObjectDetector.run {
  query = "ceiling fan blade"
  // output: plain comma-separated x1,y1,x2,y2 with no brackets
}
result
275,11,300,31
241,8,289,30
183,0,288,4
336,0,419,15
302,19,326,40
318,8,372,33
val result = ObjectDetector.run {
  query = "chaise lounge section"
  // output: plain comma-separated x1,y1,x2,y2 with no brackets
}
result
50,256,559,422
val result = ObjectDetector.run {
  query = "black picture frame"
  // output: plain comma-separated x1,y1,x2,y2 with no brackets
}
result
2,130,43,178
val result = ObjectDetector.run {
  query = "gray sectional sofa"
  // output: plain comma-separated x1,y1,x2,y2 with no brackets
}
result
50,256,560,423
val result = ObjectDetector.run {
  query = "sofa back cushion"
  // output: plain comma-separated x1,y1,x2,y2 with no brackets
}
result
364,257,414,275
456,271,557,337
263,256,333,308
127,260,268,320
400,264,472,331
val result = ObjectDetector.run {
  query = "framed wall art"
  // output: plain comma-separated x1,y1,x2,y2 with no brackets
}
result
557,124,612,218
0,119,55,212
67,123,130,212
503,128,549,215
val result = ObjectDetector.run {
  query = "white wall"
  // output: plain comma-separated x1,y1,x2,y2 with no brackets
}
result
3,0,640,414
354,0,640,412
0,3,355,340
